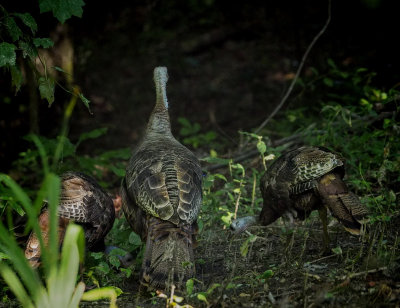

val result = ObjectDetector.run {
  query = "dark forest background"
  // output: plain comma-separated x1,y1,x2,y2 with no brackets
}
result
1,0,399,171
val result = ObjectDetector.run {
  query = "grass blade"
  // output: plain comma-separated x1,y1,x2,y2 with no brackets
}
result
0,263,35,308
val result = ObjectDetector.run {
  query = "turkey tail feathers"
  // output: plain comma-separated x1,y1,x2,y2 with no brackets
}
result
141,217,194,289
25,210,50,268
318,173,368,235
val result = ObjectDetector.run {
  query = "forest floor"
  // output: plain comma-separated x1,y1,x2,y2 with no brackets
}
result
79,213,400,307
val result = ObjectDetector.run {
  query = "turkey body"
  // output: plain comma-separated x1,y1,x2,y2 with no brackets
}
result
232,146,368,246
122,67,202,290
25,171,116,267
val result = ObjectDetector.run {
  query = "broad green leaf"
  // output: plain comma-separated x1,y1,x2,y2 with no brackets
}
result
331,246,342,255
214,173,227,182
128,232,142,246
14,13,38,34
18,41,37,59
81,286,122,308
38,76,55,106
206,283,221,294
39,0,85,23
186,278,194,295
0,264,35,308
197,293,208,303
5,17,23,42
55,224,85,305
10,65,23,93
257,140,266,155
108,255,121,268
69,282,85,308
0,43,16,67
257,269,274,279
33,38,54,48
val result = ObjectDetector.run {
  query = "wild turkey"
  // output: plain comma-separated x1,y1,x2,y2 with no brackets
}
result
231,146,368,248
121,67,202,290
25,171,116,267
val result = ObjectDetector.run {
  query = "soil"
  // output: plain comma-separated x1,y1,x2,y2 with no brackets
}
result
79,216,400,307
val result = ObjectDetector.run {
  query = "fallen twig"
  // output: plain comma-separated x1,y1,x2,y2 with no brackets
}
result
340,266,388,281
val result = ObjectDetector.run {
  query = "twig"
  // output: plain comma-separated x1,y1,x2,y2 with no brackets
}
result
307,254,336,264
252,0,332,137
340,266,387,280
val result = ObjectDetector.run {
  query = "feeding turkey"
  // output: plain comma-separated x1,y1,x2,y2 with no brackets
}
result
24,171,131,267
231,146,368,249
121,67,202,290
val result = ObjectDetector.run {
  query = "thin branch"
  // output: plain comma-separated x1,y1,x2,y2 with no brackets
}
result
252,0,332,136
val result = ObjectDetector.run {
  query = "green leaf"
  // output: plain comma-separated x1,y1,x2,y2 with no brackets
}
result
0,264,35,308
38,76,55,106
109,165,126,177
257,140,266,155
0,252,10,260
108,255,121,268
53,66,66,73
186,278,194,295
14,13,38,34
5,17,23,42
240,234,257,257
77,127,108,147
39,0,85,23
323,77,334,87
81,286,122,307
331,246,342,255
128,232,142,247
18,41,37,59
10,65,23,93
178,117,191,128
214,173,227,182
201,156,231,165
78,93,92,113
257,269,274,279
327,58,337,69
0,43,17,67
197,293,208,303
33,37,54,48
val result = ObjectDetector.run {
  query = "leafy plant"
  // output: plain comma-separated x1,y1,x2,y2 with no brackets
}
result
178,117,217,149
0,2,89,107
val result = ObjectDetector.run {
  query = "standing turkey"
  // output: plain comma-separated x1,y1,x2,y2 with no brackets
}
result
25,171,116,267
121,67,202,290
231,146,368,248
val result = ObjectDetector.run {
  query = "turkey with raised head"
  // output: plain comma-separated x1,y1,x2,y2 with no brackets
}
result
25,171,117,267
121,67,202,290
231,146,368,248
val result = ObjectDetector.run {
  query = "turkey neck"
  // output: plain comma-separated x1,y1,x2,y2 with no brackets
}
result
146,67,172,136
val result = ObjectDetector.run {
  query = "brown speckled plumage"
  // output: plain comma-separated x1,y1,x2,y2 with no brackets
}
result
122,67,202,290
259,146,368,239
25,171,115,267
